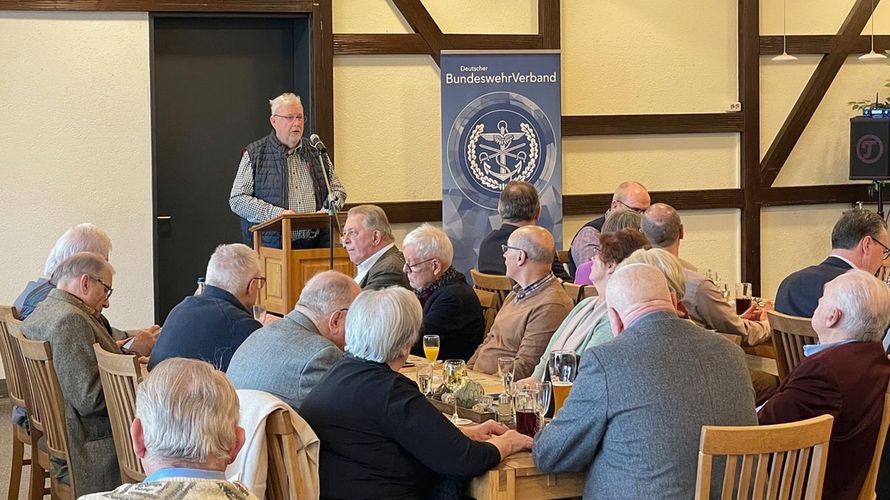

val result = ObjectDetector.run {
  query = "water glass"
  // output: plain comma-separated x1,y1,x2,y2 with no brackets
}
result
497,357,515,395
416,362,433,397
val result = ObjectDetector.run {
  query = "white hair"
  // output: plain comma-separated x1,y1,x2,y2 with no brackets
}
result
402,224,453,267
618,248,686,300
297,270,358,319
204,244,260,295
345,287,422,363
43,223,112,276
821,269,890,342
137,358,240,465
269,92,302,115
51,252,114,285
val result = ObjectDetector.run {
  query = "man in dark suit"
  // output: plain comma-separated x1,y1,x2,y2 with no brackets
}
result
533,263,757,498
760,270,890,500
341,204,410,290
775,208,888,317
476,180,568,279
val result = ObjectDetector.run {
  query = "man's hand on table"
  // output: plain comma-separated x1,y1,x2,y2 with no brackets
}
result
741,300,773,321
116,325,160,356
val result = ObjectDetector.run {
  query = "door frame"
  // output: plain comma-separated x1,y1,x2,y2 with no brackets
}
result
148,2,332,321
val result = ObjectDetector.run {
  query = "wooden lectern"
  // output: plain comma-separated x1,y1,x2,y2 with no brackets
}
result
250,213,355,315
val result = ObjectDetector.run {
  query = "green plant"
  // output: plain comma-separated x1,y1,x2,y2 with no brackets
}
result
850,50,890,110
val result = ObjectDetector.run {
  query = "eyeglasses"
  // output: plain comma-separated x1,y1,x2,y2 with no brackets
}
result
615,199,647,214
247,276,267,294
89,276,114,299
273,114,304,123
501,244,526,257
404,258,435,273
872,237,890,260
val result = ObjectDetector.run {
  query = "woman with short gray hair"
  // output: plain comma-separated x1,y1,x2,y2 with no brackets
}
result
300,287,532,499
402,224,484,361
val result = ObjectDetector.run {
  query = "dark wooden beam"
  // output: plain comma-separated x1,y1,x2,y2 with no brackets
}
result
562,113,743,136
760,184,884,206
760,34,890,55
447,34,543,50
538,0,560,49
391,0,450,65
333,34,429,55
312,0,334,159
740,0,762,293
0,0,314,11
760,0,881,188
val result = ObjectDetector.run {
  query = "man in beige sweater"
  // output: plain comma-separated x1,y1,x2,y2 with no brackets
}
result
469,226,573,379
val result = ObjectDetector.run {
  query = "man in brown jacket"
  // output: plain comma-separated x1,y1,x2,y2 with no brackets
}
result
22,252,154,496
468,226,573,379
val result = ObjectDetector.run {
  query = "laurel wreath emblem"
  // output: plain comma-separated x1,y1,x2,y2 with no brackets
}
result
466,122,539,190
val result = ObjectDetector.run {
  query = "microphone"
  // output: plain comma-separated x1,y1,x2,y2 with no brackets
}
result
309,133,327,154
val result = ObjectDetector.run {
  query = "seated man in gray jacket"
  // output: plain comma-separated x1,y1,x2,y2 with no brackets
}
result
533,263,757,499
227,270,360,410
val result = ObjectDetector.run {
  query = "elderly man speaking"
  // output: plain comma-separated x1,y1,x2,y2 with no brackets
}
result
403,223,484,361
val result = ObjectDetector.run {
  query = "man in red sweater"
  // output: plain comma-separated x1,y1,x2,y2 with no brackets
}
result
759,269,890,500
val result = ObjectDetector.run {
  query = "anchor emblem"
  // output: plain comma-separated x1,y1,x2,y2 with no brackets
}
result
466,120,539,190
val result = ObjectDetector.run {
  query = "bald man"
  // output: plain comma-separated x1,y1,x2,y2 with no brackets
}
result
568,181,651,276
533,264,756,499
468,226,573,379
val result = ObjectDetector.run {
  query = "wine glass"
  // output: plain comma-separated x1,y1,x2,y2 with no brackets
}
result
538,380,552,420
416,362,433,397
444,359,467,424
497,357,515,395
423,335,440,364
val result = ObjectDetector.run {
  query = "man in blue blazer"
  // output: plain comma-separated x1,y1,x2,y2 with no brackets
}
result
776,209,888,317
533,263,757,499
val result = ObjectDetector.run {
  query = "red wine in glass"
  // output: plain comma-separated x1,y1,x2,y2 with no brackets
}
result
516,410,540,437
735,297,753,315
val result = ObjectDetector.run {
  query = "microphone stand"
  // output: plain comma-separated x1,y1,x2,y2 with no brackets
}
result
314,140,342,270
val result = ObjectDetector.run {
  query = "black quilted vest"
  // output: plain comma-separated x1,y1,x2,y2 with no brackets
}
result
239,132,329,248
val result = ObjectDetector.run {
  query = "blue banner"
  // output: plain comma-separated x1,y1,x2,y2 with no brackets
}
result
441,51,563,277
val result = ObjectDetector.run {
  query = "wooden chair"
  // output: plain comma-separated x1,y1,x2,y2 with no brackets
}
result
0,310,36,500
94,344,145,483
858,378,890,500
474,289,498,335
556,250,569,265
561,282,597,305
265,408,306,500
469,269,513,312
695,414,833,500
15,332,75,499
767,310,819,381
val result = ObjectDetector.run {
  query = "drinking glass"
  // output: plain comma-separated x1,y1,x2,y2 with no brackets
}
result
423,335,440,364
252,304,267,322
514,387,541,437
444,359,467,424
497,357,515,395
416,362,433,397
538,380,552,422
735,282,753,315
550,350,577,415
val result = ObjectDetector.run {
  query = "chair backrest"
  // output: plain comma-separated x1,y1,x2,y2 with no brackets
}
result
0,312,30,409
13,331,74,491
474,289,498,335
695,414,833,500
561,282,597,305
93,344,145,482
767,310,819,381
469,269,513,311
557,250,569,265
858,378,890,500
265,408,305,500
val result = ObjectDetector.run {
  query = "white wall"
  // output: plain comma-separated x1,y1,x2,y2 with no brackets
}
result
0,12,154,334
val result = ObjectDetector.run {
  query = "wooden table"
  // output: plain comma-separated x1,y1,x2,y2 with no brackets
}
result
401,355,505,394
469,451,586,500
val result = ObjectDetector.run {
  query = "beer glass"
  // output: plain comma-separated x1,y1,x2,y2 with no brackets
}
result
549,350,577,415
423,335,440,364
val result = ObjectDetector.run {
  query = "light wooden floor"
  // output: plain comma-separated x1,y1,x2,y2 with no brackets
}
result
0,397,32,500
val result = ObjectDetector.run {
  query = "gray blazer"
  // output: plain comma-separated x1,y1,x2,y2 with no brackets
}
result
226,309,342,410
533,310,757,499
21,288,121,496
360,245,410,290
